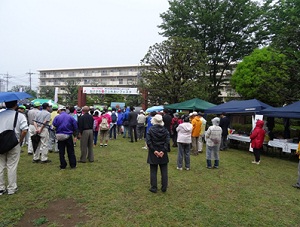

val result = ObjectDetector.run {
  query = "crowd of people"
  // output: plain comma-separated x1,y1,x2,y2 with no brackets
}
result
0,100,299,196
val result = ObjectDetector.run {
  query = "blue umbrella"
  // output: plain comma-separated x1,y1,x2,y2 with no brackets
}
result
0,92,32,102
146,105,164,113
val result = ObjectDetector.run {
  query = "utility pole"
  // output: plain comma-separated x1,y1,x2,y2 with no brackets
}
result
26,70,36,90
0,73,12,91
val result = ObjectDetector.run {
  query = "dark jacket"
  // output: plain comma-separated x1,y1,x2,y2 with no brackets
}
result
163,113,172,134
250,120,265,149
128,111,138,126
146,125,170,165
78,113,94,133
220,116,230,136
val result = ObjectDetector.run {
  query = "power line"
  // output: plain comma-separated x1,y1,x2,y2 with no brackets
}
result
26,70,37,90
0,73,12,92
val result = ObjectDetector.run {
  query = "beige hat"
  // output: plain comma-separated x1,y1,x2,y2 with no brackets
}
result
192,111,198,116
151,114,164,126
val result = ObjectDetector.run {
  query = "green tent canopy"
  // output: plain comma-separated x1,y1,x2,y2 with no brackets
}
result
164,98,215,111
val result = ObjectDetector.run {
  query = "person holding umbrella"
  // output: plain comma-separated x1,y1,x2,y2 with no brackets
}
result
0,100,28,195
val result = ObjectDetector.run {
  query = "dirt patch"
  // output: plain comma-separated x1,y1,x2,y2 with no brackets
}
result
16,198,89,227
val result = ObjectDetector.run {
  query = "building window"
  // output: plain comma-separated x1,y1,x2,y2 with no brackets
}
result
102,70,108,75
119,78,123,84
120,70,128,76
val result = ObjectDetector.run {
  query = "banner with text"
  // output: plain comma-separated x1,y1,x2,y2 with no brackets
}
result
83,87,139,95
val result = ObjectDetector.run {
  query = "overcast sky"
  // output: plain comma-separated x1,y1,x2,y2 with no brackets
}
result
0,0,169,90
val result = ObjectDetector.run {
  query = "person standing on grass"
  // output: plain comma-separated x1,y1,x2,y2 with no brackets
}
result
0,100,28,195
191,112,202,155
109,108,118,140
146,114,170,193
162,109,172,152
293,143,300,189
53,107,78,169
171,113,182,148
69,106,79,147
198,112,207,153
98,110,112,147
116,109,123,135
78,106,94,163
205,117,222,169
250,119,265,165
219,112,230,151
122,107,130,138
142,111,156,150
128,106,138,143
33,102,52,164
93,111,101,146
27,101,41,155
48,104,59,153
176,115,192,171
137,110,146,140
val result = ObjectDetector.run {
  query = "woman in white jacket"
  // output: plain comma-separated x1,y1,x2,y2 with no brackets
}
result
205,117,222,169
176,115,193,170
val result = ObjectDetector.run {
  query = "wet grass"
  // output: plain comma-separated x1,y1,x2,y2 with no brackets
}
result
0,137,300,226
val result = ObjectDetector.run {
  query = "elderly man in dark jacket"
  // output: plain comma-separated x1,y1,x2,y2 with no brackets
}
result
128,106,138,143
146,114,170,193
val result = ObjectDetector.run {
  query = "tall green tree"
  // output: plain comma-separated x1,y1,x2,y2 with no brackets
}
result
64,80,79,106
231,47,289,106
140,37,208,105
39,87,55,100
159,0,267,103
267,0,300,102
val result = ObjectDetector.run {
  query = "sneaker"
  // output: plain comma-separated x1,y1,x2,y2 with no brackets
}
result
207,166,212,169
32,159,40,163
252,161,257,164
8,188,18,195
142,146,148,150
292,184,300,189
0,189,7,195
186,168,190,171
41,160,52,164
213,166,219,169
177,167,183,170
100,144,103,147
149,188,157,193
104,144,107,147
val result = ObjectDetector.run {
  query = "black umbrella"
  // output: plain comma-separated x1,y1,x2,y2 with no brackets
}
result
31,134,41,153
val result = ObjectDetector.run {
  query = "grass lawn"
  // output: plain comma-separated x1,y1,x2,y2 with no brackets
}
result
1,137,300,226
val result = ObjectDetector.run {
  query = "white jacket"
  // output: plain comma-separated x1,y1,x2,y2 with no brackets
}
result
177,122,192,144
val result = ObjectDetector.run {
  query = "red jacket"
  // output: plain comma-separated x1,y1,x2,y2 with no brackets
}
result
250,120,265,149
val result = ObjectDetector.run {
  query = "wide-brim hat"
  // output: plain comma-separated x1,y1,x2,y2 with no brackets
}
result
151,114,164,126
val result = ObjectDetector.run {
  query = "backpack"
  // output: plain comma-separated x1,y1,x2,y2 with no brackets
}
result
111,112,117,123
100,117,109,130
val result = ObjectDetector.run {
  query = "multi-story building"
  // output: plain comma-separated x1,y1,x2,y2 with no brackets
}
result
38,64,239,104
38,65,143,95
